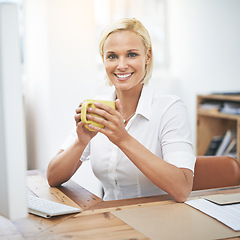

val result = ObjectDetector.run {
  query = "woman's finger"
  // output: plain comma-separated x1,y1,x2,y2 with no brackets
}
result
115,99,122,114
74,113,82,125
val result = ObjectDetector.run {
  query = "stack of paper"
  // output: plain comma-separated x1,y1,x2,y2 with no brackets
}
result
185,198,240,231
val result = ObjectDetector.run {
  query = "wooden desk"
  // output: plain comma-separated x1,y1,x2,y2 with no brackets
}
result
1,170,240,240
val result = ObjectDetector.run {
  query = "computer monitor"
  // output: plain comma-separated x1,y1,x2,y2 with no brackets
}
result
0,3,27,220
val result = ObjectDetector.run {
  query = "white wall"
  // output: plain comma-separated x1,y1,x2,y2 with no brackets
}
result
24,0,240,197
24,0,105,197
167,0,240,145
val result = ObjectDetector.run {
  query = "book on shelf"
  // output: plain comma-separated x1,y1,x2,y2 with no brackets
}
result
220,102,240,115
205,129,237,157
215,129,237,156
223,138,236,156
199,102,222,111
199,98,240,115
205,135,224,156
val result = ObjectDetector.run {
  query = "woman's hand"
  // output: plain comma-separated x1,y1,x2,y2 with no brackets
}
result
74,103,98,146
84,99,129,145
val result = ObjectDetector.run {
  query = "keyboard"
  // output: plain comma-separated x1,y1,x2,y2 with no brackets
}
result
27,195,82,218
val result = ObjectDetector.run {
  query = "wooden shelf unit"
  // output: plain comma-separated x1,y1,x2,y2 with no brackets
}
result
196,94,240,162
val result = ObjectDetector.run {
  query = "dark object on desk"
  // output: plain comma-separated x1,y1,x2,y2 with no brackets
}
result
193,156,240,191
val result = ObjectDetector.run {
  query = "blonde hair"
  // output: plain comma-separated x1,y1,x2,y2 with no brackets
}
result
99,18,153,85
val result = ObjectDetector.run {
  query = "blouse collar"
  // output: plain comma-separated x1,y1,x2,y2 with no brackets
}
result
111,84,153,121
135,84,153,121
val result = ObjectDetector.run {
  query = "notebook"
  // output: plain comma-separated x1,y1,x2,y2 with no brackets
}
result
204,193,240,205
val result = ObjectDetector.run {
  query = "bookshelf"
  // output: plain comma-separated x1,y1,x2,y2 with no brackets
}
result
197,94,240,162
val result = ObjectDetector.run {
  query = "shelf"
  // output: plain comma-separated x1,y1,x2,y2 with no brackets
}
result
198,94,240,102
197,94,240,162
197,109,240,121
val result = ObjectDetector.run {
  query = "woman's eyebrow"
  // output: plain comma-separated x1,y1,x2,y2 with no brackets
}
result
105,49,140,53
105,51,115,54
127,49,140,52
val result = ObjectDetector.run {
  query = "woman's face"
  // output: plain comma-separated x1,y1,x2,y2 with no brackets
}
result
103,30,151,92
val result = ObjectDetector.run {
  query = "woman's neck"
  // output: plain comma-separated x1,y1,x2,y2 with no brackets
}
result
116,84,143,121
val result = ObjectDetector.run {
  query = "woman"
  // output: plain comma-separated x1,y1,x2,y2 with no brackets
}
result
47,18,196,202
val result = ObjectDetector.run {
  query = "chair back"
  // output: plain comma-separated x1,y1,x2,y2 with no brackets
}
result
192,156,240,191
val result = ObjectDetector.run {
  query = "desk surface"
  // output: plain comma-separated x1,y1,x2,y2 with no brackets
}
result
1,170,240,240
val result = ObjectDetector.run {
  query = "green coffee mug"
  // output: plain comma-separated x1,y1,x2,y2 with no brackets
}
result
81,99,116,131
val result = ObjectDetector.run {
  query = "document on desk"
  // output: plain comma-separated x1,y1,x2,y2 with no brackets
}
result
113,201,240,240
185,198,240,231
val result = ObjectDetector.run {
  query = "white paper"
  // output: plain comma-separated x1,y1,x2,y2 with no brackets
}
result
185,199,240,231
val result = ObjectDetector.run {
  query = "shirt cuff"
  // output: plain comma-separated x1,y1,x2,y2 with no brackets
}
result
164,151,196,172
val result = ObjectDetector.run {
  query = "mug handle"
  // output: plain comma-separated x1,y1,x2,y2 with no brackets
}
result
81,100,93,124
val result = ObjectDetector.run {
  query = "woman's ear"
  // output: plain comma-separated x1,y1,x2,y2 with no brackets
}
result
145,49,151,65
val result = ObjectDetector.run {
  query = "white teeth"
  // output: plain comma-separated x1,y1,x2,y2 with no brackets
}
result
116,73,131,79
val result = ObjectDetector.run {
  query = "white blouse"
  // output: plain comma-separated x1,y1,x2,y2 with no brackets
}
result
61,85,196,201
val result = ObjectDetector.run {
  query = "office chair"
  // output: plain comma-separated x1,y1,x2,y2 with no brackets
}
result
192,156,240,191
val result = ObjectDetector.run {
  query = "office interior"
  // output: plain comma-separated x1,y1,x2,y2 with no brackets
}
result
4,0,240,198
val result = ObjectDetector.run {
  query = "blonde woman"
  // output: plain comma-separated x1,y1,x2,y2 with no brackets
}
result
47,18,196,202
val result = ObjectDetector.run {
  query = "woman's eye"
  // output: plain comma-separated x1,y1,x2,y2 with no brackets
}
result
107,54,117,59
128,52,138,58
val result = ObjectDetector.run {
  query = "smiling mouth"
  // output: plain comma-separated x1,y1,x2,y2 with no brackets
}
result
114,73,133,80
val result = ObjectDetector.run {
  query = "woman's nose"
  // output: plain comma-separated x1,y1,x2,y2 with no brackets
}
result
117,57,128,70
